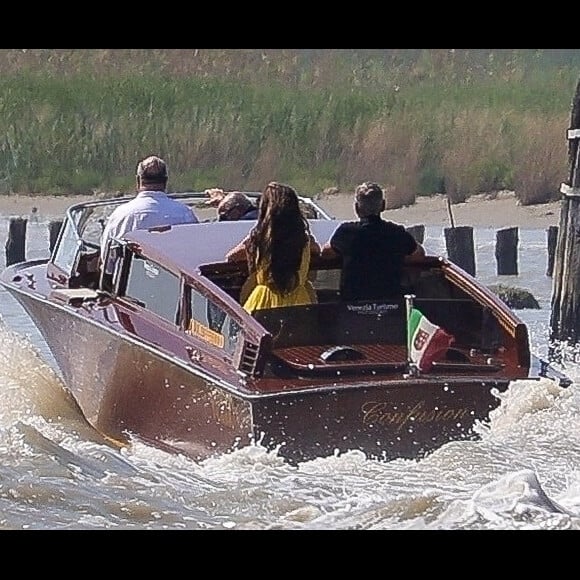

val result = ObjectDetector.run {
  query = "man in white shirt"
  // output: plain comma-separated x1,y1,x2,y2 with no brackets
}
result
100,155,199,261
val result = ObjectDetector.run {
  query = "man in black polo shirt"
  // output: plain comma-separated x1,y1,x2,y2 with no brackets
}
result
321,182,425,301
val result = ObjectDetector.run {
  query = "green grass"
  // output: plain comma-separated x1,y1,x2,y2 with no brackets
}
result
0,49,577,207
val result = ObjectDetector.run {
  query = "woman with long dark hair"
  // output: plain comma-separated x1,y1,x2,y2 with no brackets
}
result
225,181,320,313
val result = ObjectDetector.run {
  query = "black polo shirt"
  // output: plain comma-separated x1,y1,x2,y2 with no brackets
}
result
329,215,418,301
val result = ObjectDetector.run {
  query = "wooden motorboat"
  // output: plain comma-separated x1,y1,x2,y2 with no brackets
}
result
0,192,569,464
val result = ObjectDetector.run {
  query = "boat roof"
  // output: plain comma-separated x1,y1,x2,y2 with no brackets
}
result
124,219,342,275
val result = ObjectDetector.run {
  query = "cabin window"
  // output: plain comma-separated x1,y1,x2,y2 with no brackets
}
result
52,217,81,276
188,287,241,355
124,256,181,323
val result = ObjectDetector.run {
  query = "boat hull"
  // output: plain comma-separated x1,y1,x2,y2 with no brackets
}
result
252,379,506,464
10,288,509,464
12,290,256,458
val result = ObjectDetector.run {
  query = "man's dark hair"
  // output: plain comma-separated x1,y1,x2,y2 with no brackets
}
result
355,182,385,218
218,192,254,221
136,155,168,187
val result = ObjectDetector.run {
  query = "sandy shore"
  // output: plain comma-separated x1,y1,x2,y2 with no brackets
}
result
0,190,562,230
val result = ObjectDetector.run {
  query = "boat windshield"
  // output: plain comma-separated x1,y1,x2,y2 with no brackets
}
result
49,191,332,284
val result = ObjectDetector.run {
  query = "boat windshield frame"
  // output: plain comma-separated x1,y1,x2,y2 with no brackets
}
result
47,191,333,286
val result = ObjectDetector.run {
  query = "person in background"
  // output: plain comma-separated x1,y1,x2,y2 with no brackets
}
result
100,155,198,261
321,181,425,301
225,181,320,313
217,191,258,221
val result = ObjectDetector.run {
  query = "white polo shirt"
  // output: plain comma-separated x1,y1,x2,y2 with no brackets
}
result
100,190,199,260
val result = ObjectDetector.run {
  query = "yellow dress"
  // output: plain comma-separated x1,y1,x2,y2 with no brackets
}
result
243,245,315,313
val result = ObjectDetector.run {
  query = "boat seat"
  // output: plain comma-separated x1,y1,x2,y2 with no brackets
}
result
253,300,406,348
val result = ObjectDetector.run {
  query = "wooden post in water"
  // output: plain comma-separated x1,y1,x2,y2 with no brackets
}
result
444,226,476,276
550,76,580,344
546,225,558,277
406,224,425,244
442,187,476,276
5,217,27,266
495,227,519,275
48,220,63,255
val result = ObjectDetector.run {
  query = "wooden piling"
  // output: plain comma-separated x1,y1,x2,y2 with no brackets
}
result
495,227,519,275
406,224,425,244
444,225,476,276
5,217,27,267
48,220,64,255
550,76,580,344
546,226,558,277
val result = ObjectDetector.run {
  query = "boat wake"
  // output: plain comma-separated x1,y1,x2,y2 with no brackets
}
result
0,321,121,454
0,320,81,425
0,322,578,529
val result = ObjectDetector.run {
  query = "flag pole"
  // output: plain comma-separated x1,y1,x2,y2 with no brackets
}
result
404,293,420,377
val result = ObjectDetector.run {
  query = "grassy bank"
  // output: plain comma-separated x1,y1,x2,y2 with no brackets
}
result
0,49,578,207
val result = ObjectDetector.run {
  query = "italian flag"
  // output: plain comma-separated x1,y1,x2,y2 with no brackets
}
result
407,306,454,372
